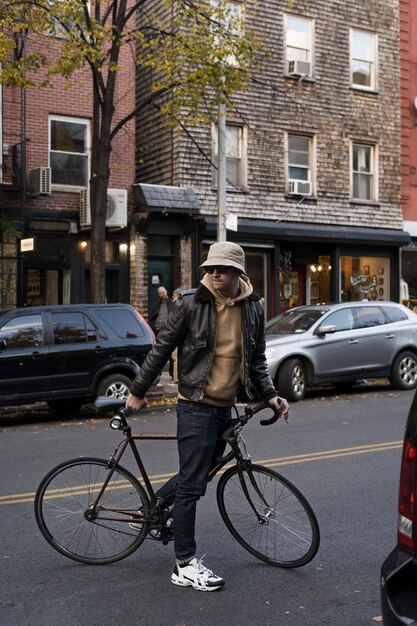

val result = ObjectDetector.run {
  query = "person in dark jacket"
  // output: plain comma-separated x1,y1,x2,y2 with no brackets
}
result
149,285,174,335
126,242,289,592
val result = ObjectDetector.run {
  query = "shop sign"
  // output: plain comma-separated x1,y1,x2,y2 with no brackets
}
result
350,274,377,294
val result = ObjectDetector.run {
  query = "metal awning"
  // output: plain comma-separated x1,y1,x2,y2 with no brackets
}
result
134,183,200,214
204,218,411,247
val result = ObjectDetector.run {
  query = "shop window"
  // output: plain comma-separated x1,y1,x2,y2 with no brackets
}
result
308,256,331,305
401,249,417,310
49,115,90,187
350,29,377,91
341,256,390,301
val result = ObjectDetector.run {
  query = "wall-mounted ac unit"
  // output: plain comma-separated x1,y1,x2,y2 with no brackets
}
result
29,167,52,196
288,179,312,196
80,188,128,230
287,59,311,78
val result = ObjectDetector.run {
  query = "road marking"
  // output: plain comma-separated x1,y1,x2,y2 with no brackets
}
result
1,440,402,505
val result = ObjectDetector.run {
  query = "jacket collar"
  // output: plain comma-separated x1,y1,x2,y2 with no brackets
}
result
194,283,261,302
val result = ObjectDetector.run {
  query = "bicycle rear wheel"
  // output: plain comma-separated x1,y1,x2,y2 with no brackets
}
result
217,463,320,568
35,457,150,564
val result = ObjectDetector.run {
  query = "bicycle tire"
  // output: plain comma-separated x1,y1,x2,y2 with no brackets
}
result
217,463,320,568
34,457,150,565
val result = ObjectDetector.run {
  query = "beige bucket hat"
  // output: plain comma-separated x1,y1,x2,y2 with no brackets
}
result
200,242,245,273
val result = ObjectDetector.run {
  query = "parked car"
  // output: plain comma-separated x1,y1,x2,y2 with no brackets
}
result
380,389,417,625
0,304,155,412
265,301,417,402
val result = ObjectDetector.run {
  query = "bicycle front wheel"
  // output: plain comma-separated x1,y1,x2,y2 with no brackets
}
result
34,457,150,565
217,463,320,568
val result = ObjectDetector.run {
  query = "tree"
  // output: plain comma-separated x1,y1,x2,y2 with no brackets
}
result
0,0,257,302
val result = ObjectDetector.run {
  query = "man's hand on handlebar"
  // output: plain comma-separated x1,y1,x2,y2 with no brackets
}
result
125,393,148,412
268,395,289,422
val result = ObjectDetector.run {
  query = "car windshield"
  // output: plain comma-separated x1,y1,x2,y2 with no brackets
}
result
266,309,327,334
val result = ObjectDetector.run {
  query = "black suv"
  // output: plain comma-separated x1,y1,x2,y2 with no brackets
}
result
0,304,155,412
381,388,417,624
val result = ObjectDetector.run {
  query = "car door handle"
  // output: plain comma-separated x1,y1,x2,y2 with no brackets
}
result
31,351,42,359
95,346,104,353
348,339,359,345
385,334,395,339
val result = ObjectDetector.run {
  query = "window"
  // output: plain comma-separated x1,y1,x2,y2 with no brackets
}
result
351,143,377,201
383,306,408,324
212,124,247,190
284,15,313,77
95,308,146,339
51,312,98,344
0,315,43,348
323,309,354,332
49,116,90,187
0,73,2,184
287,134,314,194
353,306,385,329
350,29,377,90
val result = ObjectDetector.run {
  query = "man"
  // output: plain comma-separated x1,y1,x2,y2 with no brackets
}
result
126,242,289,592
149,285,173,335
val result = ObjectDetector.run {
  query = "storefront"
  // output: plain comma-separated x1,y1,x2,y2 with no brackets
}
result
203,218,410,318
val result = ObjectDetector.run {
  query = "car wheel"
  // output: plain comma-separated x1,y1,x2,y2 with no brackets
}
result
277,358,306,402
389,351,417,390
96,374,132,400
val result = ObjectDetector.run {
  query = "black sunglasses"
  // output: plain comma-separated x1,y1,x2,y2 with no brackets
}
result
205,266,232,274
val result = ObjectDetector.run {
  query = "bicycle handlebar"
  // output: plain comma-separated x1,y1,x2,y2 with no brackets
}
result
220,401,283,447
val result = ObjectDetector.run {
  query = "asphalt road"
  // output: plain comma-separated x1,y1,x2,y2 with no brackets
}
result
0,383,413,626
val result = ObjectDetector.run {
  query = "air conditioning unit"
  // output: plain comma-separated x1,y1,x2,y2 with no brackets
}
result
29,167,52,196
287,59,311,78
288,179,312,196
79,188,128,230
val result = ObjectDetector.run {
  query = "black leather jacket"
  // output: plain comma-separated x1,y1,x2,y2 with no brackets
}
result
130,284,277,403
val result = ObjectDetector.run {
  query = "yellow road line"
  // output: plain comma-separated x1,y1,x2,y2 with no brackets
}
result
1,440,403,506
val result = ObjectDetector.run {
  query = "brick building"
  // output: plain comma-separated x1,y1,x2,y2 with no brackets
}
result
134,0,409,319
400,0,417,308
0,14,135,310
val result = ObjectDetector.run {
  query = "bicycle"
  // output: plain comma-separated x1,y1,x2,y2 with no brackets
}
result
34,398,320,568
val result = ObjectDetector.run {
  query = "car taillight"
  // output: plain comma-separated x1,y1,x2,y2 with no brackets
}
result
397,437,416,551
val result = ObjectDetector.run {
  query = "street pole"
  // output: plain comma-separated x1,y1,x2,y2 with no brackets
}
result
217,100,227,242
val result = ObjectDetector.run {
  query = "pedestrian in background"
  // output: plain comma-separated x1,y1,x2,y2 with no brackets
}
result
149,286,173,335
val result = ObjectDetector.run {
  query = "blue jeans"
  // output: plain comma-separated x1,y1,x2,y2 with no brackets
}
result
155,399,231,561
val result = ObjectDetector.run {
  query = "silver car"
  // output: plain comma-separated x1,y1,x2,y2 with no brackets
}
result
265,301,417,402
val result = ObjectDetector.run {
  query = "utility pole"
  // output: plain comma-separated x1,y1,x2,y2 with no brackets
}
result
217,100,227,242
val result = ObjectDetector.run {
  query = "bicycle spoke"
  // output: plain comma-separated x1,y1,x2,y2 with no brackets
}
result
35,458,150,564
217,464,320,567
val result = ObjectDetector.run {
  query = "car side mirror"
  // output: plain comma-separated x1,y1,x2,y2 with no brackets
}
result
0,339,7,350
316,324,337,337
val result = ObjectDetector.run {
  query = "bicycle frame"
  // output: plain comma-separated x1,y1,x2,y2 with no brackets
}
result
89,423,270,528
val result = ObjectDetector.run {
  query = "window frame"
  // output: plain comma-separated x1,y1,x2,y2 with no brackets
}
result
284,14,314,78
211,122,248,191
350,141,378,202
285,132,316,195
49,115,90,191
350,28,378,92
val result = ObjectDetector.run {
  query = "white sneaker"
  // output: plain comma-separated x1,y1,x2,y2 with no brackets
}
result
171,557,224,592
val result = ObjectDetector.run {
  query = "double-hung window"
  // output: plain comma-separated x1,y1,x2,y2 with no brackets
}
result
212,124,247,190
350,29,377,91
49,116,90,188
284,15,314,78
351,143,377,201
287,134,314,195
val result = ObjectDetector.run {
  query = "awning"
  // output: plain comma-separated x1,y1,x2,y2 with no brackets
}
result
204,218,411,247
134,183,200,215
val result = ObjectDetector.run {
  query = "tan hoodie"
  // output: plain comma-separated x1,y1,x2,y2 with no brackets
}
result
197,272,253,406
